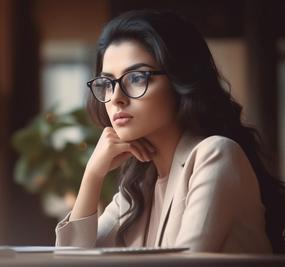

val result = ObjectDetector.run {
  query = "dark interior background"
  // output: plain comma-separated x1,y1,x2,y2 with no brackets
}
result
0,0,284,245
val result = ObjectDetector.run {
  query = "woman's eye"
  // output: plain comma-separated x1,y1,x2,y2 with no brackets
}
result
98,79,111,89
129,73,146,84
104,81,112,89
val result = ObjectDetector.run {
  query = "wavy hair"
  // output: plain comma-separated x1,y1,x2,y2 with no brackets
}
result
87,10,285,252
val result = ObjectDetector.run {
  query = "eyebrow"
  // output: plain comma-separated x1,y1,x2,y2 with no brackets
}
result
100,63,156,77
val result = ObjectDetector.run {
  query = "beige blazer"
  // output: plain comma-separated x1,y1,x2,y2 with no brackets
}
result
55,134,272,253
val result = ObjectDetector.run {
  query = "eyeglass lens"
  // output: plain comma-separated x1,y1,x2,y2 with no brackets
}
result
92,71,148,102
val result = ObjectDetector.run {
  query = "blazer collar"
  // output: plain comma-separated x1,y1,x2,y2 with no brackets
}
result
155,131,203,246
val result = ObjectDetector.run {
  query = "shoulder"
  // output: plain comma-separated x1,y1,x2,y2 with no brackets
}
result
176,133,249,170
192,135,245,159
184,135,256,193
196,135,241,149
183,135,251,173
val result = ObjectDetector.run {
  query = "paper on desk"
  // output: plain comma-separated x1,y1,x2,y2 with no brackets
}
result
0,246,16,257
54,246,190,256
8,246,79,253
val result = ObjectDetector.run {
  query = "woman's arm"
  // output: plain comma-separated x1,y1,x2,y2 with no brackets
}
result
55,192,121,248
55,127,154,247
70,127,148,221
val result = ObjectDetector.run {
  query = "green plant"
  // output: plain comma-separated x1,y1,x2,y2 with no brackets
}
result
12,107,117,205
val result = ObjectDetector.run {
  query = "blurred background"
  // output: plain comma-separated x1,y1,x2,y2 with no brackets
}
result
0,0,284,246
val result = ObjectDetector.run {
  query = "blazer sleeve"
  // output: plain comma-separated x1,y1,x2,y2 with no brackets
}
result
55,192,121,248
174,137,260,251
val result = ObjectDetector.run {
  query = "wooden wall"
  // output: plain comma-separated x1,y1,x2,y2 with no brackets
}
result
0,0,12,244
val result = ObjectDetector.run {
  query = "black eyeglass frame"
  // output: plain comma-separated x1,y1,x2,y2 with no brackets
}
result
87,70,166,103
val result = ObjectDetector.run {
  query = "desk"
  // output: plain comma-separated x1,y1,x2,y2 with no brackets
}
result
1,252,285,267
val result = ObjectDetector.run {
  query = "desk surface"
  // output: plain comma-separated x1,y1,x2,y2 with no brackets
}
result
1,252,285,267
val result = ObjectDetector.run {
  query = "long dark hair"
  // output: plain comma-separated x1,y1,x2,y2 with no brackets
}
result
87,10,285,252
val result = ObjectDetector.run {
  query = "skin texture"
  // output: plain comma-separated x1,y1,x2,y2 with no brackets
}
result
103,41,177,142
70,41,182,220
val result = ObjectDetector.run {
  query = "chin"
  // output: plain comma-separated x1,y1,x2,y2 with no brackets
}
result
115,128,142,142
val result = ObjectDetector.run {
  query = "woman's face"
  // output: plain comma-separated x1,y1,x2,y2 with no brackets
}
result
102,40,178,141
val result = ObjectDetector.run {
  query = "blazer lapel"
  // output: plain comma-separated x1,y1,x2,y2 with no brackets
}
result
155,132,202,246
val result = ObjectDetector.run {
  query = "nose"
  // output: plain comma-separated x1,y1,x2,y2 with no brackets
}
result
110,81,129,106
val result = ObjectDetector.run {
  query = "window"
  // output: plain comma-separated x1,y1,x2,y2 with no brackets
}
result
40,41,94,148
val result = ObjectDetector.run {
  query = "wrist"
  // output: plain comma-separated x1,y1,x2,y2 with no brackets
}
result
82,168,105,187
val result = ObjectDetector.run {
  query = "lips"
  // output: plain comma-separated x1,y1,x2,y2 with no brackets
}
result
113,112,133,126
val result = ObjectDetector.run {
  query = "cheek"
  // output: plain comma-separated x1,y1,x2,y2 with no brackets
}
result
141,90,177,127
153,87,177,116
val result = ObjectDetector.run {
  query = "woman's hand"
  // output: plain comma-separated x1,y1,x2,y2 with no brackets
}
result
85,127,156,180
70,127,155,221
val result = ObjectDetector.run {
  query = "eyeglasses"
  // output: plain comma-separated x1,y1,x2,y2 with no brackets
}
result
87,70,166,103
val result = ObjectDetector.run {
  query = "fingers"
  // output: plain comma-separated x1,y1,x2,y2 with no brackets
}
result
118,139,156,162
138,138,156,154
103,127,155,162
102,127,157,163
115,143,145,162
129,140,154,162
110,152,132,171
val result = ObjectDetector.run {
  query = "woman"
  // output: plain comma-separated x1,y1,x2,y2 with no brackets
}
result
55,10,285,253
